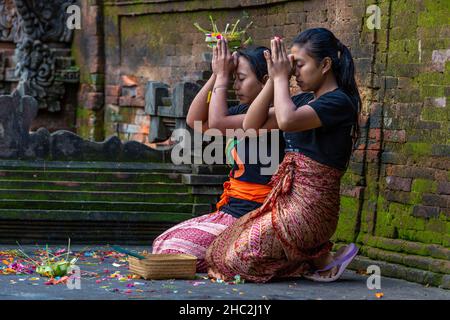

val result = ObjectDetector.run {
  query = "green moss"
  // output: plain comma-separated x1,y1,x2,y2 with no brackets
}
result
415,230,443,245
355,233,373,247
415,72,447,86
90,74,105,86
418,0,449,27
403,142,433,158
376,210,394,226
375,224,397,238
334,217,356,242
335,196,360,242
388,39,420,64
360,221,369,233
340,196,359,211
410,192,423,205
389,202,413,215
341,172,363,186
443,234,450,248
420,85,446,98
411,179,438,193
75,108,105,142
398,229,418,242
425,219,447,233
421,107,449,122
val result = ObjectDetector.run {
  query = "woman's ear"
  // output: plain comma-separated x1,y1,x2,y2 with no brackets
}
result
321,57,332,75
262,74,270,85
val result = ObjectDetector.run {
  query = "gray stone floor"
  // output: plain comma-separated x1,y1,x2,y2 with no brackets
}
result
1,245,449,300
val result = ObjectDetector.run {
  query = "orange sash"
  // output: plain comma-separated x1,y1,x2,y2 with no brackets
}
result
215,177,272,212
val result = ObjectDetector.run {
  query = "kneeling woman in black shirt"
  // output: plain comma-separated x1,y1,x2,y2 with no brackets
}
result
206,28,361,283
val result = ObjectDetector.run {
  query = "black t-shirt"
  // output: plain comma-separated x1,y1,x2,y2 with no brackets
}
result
284,88,357,171
219,104,285,218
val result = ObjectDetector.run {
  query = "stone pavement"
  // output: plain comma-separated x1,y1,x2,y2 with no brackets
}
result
0,245,449,300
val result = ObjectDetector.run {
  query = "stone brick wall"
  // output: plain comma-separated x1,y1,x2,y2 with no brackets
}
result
330,0,449,287
70,0,449,286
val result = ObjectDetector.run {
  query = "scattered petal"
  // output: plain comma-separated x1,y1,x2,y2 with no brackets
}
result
375,292,384,299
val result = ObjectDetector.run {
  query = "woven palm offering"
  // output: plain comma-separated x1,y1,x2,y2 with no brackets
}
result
128,252,197,280
194,16,253,49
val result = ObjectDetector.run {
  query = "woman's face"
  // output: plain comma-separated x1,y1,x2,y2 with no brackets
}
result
233,56,264,105
290,44,326,93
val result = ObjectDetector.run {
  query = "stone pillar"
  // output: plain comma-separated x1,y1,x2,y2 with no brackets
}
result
74,0,105,141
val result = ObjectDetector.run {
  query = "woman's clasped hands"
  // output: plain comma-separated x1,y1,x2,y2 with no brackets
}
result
264,37,295,81
212,38,239,77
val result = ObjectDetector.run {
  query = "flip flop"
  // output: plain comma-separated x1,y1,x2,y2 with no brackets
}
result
303,243,358,283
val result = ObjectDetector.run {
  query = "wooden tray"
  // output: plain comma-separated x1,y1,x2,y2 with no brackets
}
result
128,253,197,280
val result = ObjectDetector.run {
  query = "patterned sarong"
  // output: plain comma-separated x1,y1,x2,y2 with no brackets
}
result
152,178,272,272
151,211,236,272
205,152,344,282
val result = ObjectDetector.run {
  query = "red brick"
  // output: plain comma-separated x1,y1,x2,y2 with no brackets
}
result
341,186,364,199
369,128,381,140
119,96,132,106
367,141,381,150
105,85,121,97
386,176,412,192
85,92,104,110
136,86,146,100
105,96,119,105
351,150,365,162
357,143,366,150
422,194,449,208
384,130,406,143
412,205,440,219
367,150,380,162
89,57,105,74
437,182,450,195
384,190,411,204
119,96,145,107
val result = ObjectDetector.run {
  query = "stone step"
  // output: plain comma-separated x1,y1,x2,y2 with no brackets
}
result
182,174,228,185
192,185,223,195
0,160,192,173
0,220,176,244
0,199,213,214
0,170,183,183
0,180,189,193
192,164,230,175
0,209,193,222
0,189,220,203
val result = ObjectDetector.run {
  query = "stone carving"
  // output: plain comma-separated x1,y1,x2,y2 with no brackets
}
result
0,92,170,162
0,0,21,42
11,0,79,112
13,0,74,43
145,81,201,143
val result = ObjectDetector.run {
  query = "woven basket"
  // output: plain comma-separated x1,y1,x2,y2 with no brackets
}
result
128,253,197,280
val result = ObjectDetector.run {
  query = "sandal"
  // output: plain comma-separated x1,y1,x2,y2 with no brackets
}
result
303,243,358,283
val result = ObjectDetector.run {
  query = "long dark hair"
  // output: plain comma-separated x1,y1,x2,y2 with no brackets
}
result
236,46,270,83
293,28,361,150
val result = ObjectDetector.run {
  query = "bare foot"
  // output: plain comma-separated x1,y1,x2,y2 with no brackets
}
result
310,252,339,279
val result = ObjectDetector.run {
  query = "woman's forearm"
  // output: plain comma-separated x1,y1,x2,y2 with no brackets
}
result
273,77,297,130
186,74,216,128
208,75,230,128
243,79,274,130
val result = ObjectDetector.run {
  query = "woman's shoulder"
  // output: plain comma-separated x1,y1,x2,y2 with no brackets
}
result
318,88,356,110
292,92,314,106
228,104,249,115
